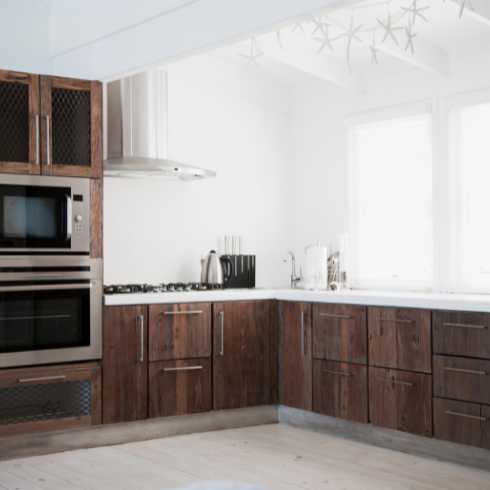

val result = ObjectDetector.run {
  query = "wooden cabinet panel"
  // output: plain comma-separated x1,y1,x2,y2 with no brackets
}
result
368,308,431,374
0,70,41,175
369,366,432,437
433,397,483,448
481,404,490,450
102,305,148,424
149,358,212,418
280,301,312,412
313,360,368,423
313,304,367,364
433,355,490,405
213,301,270,411
149,303,211,361
433,311,490,360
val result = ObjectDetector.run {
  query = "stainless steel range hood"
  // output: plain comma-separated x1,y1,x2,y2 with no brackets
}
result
104,70,216,180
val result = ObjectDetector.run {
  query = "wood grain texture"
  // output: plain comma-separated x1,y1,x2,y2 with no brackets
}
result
40,75,52,175
280,301,312,412
313,304,367,364
481,404,490,450
269,300,280,405
91,80,103,178
213,301,270,411
90,366,102,426
0,416,91,439
149,358,212,418
369,366,432,437
433,311,490,360
102,305,148,424
90,178,103,259
52,76,92,91
368,308,431,374
313,359,368,423
28,73,41,173
0,70,29,84
149,303,211,361
433,354,490,405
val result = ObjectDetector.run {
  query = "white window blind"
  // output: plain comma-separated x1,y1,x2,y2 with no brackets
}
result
448,102,490,293
347,113,433,291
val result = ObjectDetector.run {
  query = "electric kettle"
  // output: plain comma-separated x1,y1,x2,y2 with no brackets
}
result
200,250,234,286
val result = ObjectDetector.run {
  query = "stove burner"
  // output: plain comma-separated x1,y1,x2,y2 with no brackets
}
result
103,283,223,294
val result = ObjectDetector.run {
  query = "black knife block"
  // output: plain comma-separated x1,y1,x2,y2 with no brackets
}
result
223,255,255,289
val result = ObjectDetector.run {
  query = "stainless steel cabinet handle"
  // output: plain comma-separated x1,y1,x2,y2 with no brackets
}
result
219,311,224,356
19,375,66,383
445,411,488,421
66,195,72,240
378,318,413,324
0,283,93,292
301,311,305,356
164,311,203,315
45,115,50,165
163,366,203,372
320,313,352,319
444,367,487,375
34,115,40,164
322,370,353,377
443,322,487,330
378,378,415,387
139,315,144,362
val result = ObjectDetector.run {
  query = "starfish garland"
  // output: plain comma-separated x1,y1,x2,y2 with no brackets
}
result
405,22,417,54
239,39,263,69
310,16,330,37
313,25,341,53
341,17,364,74
291,22,305,34
401,0,430,26
377,13,403,46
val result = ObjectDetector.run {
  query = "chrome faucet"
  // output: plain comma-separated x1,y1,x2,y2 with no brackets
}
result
284,250,302,288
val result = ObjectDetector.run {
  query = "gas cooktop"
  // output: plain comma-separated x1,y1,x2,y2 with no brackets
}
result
103,283,223,294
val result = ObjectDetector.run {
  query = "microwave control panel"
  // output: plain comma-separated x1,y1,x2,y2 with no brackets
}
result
74,215,83,234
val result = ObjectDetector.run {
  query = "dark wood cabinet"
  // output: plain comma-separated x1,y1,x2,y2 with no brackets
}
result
0,70,41,175
149,303,212,362
368,308,431,374
149,358,212,418
369,366,432,437
213,301,270,411
313,304,367,364
40,76,102,178
433,311,490,360
280,301,312,412
102,305,148,424
313,359,368,423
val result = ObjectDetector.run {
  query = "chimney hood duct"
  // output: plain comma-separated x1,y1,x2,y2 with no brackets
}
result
104,70,216,180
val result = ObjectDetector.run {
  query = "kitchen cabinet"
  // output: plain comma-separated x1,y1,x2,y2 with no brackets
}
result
368,308,431,374
0,362,101,437
313,304,367,364
40,75,102,178
213,301,270,410
433,311,490,360
149,303,212,361
102,305,148,424
313,359,368,423
280,301,312,412
0,70,41,175
368,366,432,437
149,358,212,418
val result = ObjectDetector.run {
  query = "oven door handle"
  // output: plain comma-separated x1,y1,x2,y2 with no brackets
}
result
0,284,93,292
66,195,72,241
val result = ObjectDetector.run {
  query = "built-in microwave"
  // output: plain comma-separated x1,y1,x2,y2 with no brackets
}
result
0,256,102,368
0,175,90,254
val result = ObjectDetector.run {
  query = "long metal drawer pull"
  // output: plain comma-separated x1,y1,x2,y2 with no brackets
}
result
0,284,93,292
219,311,224,356
444,367,487,376
301,311,305,356
19,375,66,383
34,115,40,164
45,115,50,165
443,322,487,330
445,411,488,421
378,318,413,324
320,314,352,319
323,370,353,377
163,366,203,372
0,314,71,321
164,311,203,315
139,315,144,362
378,378,415,387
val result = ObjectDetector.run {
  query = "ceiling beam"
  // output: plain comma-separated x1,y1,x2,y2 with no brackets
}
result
447,0,490,27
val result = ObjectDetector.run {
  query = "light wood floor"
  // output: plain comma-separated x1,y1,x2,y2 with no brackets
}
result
0,424,488,490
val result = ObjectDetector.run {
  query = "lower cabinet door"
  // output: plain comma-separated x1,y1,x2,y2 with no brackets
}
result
149,358,212,418
313,360,368,423
369,366,432,437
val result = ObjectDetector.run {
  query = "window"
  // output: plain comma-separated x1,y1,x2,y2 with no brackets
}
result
347,110,433,291
448,102,490,293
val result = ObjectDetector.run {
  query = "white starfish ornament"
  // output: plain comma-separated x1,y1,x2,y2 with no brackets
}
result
311,16,330,36
377,14,403,46
292,22,305,34
459,0,474,17
239,40,263,69
340,17,364,74
401,1,430,26
370,38,379,65
313,25,340,54
277,29,283,49
405,22,417,54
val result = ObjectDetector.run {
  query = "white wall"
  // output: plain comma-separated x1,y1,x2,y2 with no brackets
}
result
103,60,294,287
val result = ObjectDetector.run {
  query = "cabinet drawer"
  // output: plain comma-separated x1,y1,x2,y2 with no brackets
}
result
433,311,490,360
149,358,212,418
433,397,489,449
368,308,431,374
313,360,368,423
369,366,432,437
433,355,490,405
313,305,367,364
149,303,211,361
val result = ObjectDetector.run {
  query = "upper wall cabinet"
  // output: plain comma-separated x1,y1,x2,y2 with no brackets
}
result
0,70,41,175
41,76,102,178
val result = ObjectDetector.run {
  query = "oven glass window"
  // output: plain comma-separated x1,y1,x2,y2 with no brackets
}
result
0,184,70,249
0,287,90,353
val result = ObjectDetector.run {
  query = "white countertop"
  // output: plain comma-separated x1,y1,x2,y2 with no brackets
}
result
104,287,490,313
